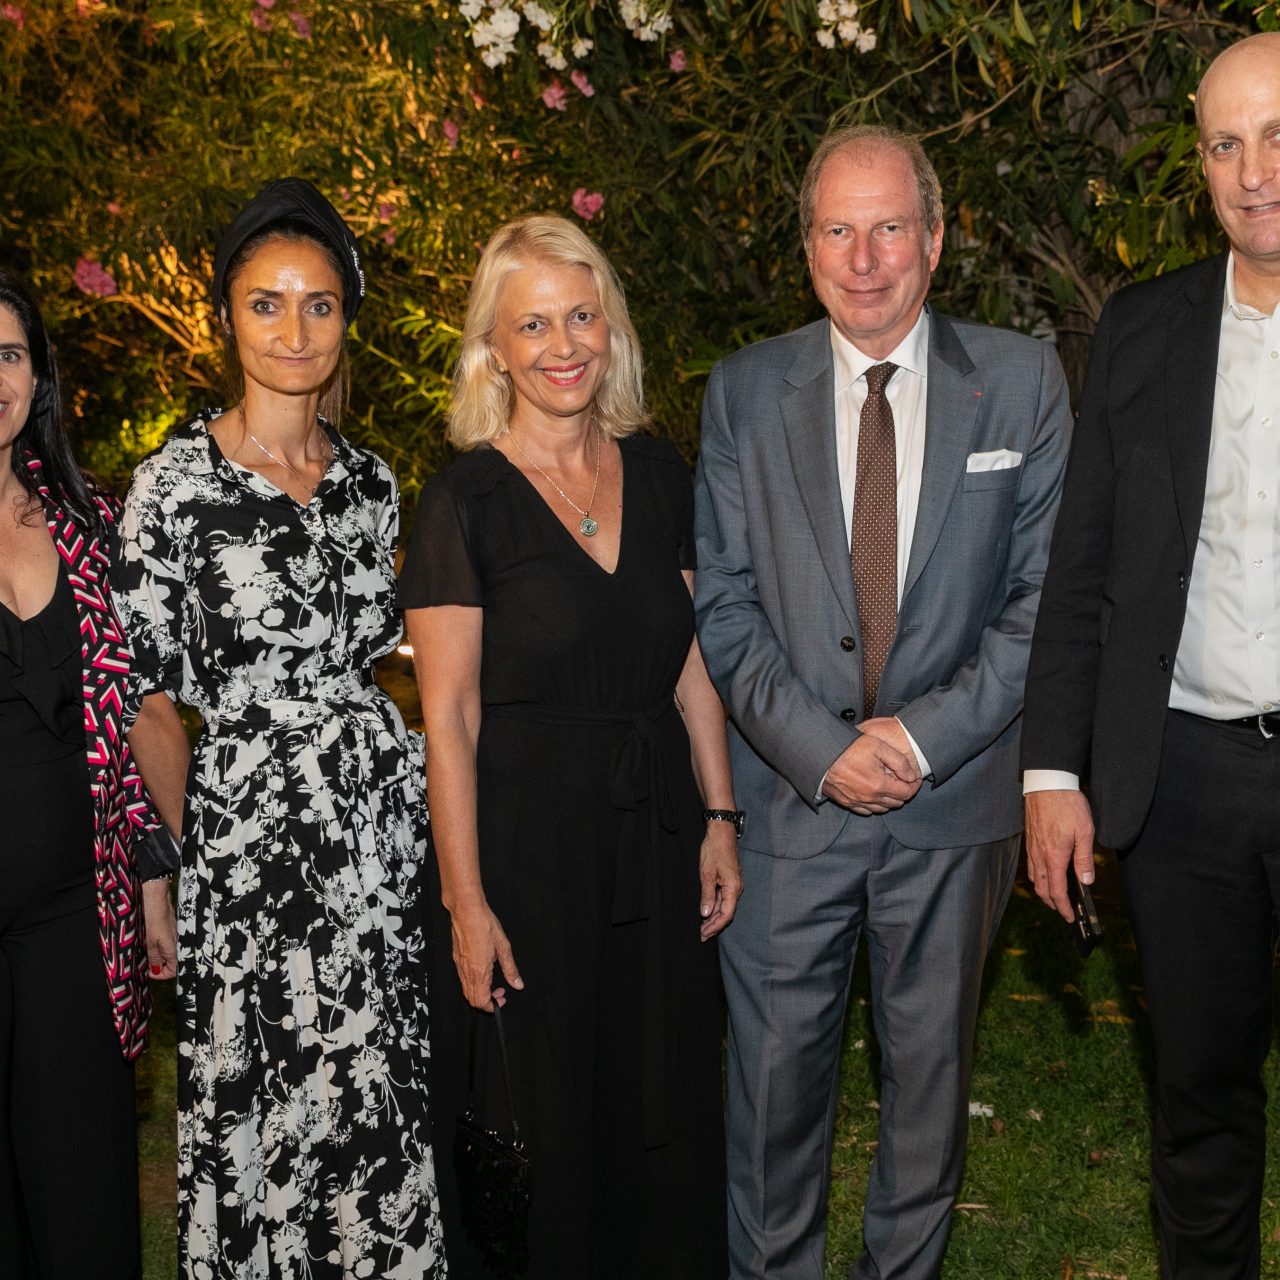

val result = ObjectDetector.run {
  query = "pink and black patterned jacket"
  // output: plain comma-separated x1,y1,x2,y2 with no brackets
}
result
28,450,165,1061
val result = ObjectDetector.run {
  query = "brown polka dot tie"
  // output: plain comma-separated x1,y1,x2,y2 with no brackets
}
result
850,361,898,718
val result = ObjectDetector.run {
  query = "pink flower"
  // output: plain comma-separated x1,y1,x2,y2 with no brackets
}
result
541,80,568,111
570,69,595,98
250,7,270,29
339,187,352,202
106,201,122,216
73,257,117,297
571,188,604,222
2,5,24,29
288,10,310,37
669,48,687,72
377,201,395,222
470,91,487,108
443,119,460,148
382,228,397,246
254,0,275,8
511,147,522,161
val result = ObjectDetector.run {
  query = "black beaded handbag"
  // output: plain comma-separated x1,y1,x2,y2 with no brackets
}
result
454,1004,531,1276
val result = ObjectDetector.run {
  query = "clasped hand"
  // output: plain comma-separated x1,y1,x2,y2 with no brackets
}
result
822,718,922,815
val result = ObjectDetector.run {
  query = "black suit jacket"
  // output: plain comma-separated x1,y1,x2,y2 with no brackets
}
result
1021,253,1227,850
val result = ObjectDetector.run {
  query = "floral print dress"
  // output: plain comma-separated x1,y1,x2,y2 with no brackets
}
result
116,411,445,1280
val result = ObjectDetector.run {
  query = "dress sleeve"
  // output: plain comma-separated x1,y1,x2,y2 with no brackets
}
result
375,457,400,557
631,434,697,571
398,470,484,608
113,459,190,699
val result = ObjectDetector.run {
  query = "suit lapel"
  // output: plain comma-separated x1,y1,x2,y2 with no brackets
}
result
901,310,979,604
780,325,859,630
1165,254,1226,562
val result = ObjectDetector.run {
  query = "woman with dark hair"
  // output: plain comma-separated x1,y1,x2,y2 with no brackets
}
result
118,179,446,1277
0,268,170,1278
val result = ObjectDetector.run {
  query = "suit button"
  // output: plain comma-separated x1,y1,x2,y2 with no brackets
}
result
1159,654,1170,672
840,636,856,652
1178,572,1187,591
840,708,857,721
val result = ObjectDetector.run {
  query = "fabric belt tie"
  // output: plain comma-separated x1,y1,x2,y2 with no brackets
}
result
203,670,378,733
486,699,680,1149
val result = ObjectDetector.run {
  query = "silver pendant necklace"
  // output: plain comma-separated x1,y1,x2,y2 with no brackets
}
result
247,427,329,499
508,426,602,537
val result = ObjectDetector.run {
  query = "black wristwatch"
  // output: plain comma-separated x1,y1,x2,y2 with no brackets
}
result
703,808,746,838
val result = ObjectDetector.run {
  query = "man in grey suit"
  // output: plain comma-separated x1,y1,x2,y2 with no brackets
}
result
693,124,1073,1279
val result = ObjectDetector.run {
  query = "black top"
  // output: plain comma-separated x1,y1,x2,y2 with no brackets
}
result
398,433,697,713
0,562,85,768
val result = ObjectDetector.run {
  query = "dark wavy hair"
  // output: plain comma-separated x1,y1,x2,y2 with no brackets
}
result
0,269,104,538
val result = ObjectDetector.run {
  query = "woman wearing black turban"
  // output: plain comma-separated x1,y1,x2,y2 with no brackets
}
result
119,179,447,1277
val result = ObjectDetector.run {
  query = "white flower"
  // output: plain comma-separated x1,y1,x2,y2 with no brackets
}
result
522,0,553,30
459,0,483,17
817,0,838,21
572,36,593,57
816,26,836,47
487,3,520,37
837,17,859,40
837,0,860,16
855,27,877,52
969,1101,995,1118
538,40,568,68
651,11,672,33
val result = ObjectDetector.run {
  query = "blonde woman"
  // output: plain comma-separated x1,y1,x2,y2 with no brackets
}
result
401,216,739,1277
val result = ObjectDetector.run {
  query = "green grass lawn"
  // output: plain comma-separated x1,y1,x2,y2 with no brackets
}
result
135,851,1280,1277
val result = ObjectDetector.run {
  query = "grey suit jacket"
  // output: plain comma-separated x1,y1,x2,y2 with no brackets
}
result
693,309,1073,856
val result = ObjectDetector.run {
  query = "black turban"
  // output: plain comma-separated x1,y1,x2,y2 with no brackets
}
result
211,178,366,326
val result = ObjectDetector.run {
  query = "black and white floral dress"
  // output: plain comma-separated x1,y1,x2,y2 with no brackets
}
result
116,410,446,1280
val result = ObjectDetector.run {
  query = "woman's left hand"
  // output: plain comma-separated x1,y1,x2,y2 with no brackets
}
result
698,821,742,941
142,878,178,980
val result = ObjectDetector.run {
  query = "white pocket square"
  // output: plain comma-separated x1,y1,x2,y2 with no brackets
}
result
965,449,1023,473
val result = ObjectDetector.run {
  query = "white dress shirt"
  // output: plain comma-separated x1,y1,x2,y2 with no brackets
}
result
829,309,932,779
1025,253,1280,794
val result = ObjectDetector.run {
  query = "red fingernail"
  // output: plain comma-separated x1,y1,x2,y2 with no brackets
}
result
150,964,162,975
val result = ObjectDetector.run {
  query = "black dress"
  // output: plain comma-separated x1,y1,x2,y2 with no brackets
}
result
400,434,727,1279
0,563,139,1279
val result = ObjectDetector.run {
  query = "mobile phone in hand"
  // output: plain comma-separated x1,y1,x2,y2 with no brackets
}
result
1066,863,1104,957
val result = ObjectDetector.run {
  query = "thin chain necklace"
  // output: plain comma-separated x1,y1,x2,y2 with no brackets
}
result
508,425,602,537
246,424,330,499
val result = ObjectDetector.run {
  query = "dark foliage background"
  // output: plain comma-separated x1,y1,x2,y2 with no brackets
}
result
2,0,1267,501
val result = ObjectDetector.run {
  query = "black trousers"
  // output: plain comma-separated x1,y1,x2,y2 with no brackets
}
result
1120,709,1280,1280
0,751,140,1280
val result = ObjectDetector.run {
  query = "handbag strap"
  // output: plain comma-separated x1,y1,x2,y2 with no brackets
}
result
467,1004,522,1147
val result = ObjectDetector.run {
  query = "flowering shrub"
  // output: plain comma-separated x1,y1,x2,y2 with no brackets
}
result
0,0,1267,496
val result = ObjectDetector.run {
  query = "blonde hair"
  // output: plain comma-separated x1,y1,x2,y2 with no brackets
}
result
448,216,647,449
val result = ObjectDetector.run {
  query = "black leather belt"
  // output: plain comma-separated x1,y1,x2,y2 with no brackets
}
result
1231,713,1280,739
1178,709,1280,740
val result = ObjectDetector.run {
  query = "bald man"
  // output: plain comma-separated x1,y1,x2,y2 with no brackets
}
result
1022,34,1280,1277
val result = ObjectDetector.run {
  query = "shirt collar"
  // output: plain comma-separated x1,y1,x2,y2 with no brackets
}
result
829,305,931,393
1224,252,1269,322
